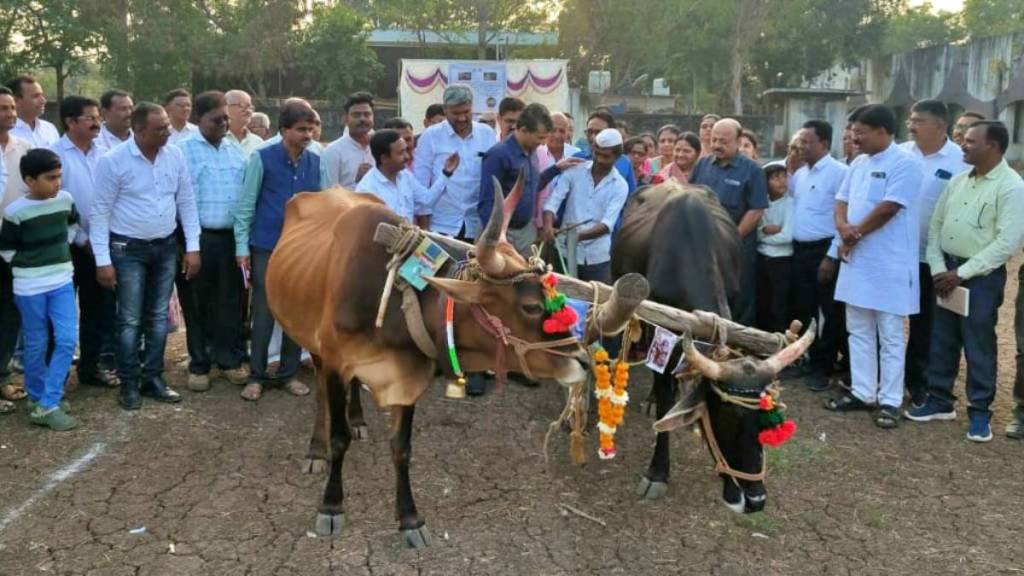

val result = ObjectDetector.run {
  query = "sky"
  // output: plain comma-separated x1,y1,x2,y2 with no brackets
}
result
910,0,964,12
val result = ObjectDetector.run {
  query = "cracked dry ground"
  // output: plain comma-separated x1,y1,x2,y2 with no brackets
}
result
3,276,1024,576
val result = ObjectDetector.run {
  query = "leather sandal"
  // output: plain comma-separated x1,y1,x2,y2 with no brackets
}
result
283,379,310,397
0,382,26,401
240,382,263,401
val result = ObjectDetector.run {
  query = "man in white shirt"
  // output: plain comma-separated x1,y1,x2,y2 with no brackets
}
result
97,89,134,151
164,88,200,146
824,104,923,429
900,99,970,408
323,92,375,188
412,84,496,240
0,85,31,398
6,76,59,148
355,128,458,222
224,90,263,157
91,102,202,411
53,95,119,389
790,120,850,392
542,128,629,284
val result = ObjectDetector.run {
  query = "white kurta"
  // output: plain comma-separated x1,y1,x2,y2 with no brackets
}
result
834,143,924,316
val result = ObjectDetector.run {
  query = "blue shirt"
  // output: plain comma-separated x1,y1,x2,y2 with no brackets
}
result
180,135,247,230
478,134,561,230
90,138,200,267
690,153,769,225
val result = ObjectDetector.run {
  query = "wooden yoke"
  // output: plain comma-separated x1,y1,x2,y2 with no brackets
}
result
373,222,798,357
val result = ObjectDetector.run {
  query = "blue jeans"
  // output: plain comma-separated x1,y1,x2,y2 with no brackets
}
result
927,261,1006,419
14,282,77,410
110,233,177,387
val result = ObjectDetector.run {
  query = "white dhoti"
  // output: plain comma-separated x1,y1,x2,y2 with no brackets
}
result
846,304,906,408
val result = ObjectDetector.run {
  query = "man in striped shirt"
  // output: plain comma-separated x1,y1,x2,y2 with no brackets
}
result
0,149,79,430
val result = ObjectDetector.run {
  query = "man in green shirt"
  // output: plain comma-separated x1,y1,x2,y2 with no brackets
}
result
905,122,1024,442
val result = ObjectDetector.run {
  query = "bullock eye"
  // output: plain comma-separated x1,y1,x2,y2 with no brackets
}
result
521,302,545,317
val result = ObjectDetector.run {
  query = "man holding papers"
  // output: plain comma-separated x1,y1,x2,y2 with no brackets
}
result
905,121,1024,443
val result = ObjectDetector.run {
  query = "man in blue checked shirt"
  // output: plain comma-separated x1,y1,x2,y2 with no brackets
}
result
178,91,249,393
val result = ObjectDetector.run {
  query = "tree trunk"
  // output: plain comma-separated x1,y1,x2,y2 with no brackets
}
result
54,62,65,105
476,1,489,60
729,5,745,115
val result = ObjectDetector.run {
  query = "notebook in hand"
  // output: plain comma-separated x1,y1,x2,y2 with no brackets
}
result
937,286,970,317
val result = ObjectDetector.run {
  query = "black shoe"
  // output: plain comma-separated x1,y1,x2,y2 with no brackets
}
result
465,373,487,396
119,385,142,411
804,372,830,392
140,376,182,404
779,363,810,381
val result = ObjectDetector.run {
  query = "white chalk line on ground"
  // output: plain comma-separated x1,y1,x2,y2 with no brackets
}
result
0,418,131,539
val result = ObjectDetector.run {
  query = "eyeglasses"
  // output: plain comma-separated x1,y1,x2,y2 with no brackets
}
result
76,115,101,123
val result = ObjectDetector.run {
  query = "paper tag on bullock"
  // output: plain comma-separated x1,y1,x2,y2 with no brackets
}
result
399,238,450,290
645,326,679,374
565,298,590,340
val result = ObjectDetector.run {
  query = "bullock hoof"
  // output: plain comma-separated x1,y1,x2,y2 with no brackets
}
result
401,526,432,549
636,476,669,500
303,458,328,475
744,494,766,513
314,512,345,536
723,492,746,514
351,424,369,441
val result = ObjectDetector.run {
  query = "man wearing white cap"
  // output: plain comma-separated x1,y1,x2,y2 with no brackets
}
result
542,128,629,283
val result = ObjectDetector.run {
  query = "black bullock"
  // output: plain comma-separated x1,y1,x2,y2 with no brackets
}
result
612,182,811,512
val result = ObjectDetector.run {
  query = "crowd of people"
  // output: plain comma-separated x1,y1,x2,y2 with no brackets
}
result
0,74,1022,444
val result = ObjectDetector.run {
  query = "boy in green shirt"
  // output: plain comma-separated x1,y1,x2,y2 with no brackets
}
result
0,149,79,430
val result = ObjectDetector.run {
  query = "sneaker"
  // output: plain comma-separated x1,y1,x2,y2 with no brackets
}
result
219,367,249,386
1006,413,1024,439
904,399,956,422
26,398,72,414
187,373,211,392
30,406,77,431
967,416,993,443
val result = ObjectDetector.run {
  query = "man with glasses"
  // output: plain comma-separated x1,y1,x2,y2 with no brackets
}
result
906,121,1024,442
900,100,969,408
224,90,263,157
951,111,985,146
53,96,119,389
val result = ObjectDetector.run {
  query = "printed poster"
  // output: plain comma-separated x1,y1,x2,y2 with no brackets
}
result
448,62,507,115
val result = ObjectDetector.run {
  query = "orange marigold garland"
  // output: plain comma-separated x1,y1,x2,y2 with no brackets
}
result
758,390,796,447
593,346,630,459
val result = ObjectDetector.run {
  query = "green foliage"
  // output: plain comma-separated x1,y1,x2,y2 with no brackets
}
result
881,2,965,55
295,3,382,104
962,0,1024,39
0,0,103,100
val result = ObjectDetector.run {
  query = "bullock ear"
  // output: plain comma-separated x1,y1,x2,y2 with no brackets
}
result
424,277,484,304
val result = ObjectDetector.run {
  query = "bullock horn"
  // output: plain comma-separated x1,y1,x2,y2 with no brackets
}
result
475,178,507,277
586,273,649,342
500,168,526,239
763,319,817,375
683,333,724,381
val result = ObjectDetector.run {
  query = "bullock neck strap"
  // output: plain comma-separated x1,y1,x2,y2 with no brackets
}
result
468,303,581,387
697,403,766,484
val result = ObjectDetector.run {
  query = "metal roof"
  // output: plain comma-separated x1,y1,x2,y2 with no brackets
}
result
368,28,558,47
762,88,867,98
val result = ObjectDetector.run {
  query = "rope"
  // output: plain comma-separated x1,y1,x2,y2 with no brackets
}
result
375,223,426,328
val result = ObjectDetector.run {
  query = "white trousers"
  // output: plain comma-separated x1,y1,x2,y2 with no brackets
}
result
846,304,906,408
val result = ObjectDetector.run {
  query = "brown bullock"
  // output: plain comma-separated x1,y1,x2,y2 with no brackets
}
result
265,182,643,547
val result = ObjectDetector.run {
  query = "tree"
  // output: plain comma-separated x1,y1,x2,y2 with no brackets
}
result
295,3,382,104
961,0,1024,39
881,2,964,55
2,0,102,102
